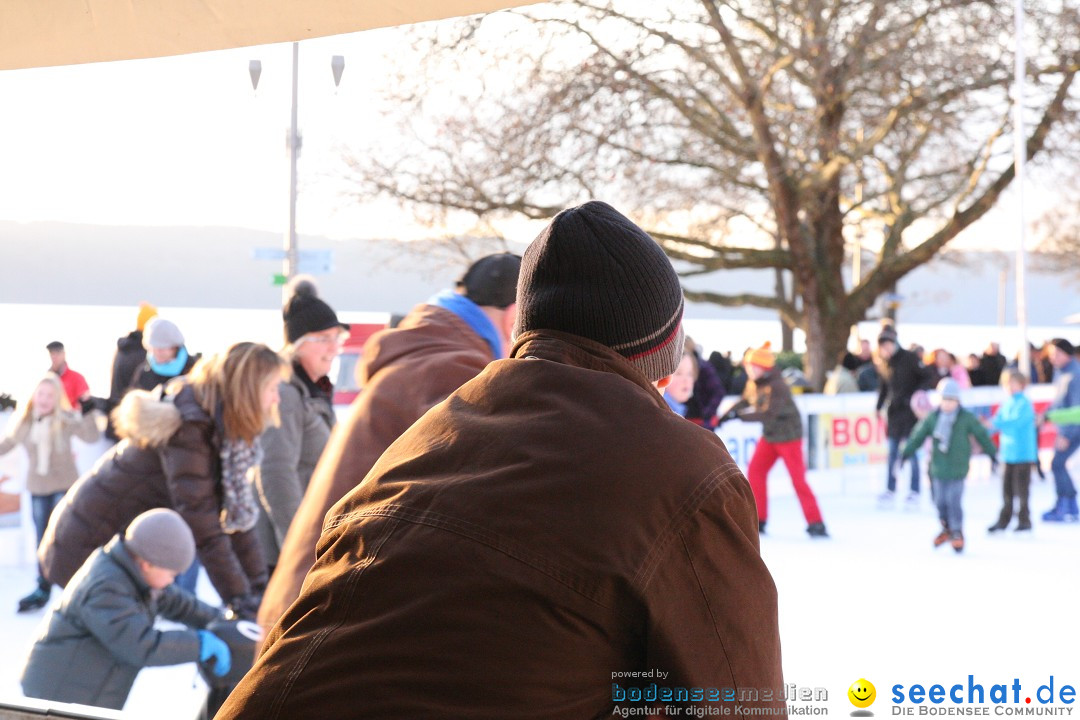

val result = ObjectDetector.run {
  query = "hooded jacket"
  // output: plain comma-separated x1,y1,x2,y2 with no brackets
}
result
256,303,493,629
219,331,784,720
21,536,218,710
38,381,267,603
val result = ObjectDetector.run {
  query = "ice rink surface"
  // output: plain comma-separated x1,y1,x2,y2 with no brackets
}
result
1,465,1077,717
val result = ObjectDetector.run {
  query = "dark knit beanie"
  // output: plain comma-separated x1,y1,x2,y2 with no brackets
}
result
457,253,522,308
283,276,348,345
514,201,685,382
1051,338,1075,356
124,508,196,573
877,330,898,346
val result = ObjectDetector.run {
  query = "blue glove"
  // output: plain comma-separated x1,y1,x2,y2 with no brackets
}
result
198,630,231,677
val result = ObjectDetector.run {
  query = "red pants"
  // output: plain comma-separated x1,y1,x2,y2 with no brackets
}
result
747,438,823,524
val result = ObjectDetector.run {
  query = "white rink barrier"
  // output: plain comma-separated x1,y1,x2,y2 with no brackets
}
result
714,384,1059,495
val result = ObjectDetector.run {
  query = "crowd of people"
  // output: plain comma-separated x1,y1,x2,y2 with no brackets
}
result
0,200,1077,715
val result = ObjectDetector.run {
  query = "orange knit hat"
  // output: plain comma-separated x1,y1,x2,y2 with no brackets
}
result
745,341,776,369
136,302,158,332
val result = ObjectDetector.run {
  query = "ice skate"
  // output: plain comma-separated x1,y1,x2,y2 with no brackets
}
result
806,522,829,538
877,490,895,509
950,532,964,553
17,580,51,613
904,492,920,511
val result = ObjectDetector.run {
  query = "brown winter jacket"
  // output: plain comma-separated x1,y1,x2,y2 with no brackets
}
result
256,303,493,630
0,410,101,495
219,330,784,720
733,368,803,444
39,381,267,604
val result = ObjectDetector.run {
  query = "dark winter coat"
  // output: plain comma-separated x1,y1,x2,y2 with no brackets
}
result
876,348,931,440
902,407,997,481
218,330,784,720
733,367,803,443
685,349,726,426
39,381,268,604
253,366,335,565
109,331,146,405
257,303,494,630
21,536,218,710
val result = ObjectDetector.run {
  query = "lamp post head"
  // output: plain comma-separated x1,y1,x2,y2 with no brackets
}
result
249,59,262,91
331,55,345,87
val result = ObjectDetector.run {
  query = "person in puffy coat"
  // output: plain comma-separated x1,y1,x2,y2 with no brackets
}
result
39,342,286,619
21,509,229,710
0,372,102,612
253,277,345,567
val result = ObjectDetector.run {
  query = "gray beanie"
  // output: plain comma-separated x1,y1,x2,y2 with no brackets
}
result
124,509,196,573
937,378,961,401
143,317,185,350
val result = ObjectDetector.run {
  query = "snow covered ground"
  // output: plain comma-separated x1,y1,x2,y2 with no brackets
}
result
0,467,1076,717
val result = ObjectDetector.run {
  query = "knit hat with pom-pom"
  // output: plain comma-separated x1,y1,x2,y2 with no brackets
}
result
745,342,776,370
283,276,347,344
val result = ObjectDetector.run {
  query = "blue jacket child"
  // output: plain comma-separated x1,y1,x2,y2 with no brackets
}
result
988,372,1038,532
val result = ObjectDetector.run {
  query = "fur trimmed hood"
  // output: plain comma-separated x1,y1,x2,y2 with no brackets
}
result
110,381,211,448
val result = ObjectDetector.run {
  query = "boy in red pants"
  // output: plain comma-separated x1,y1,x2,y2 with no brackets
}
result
727,342,828,537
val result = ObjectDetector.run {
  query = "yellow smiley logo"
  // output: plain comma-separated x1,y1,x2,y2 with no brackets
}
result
848,678,876,709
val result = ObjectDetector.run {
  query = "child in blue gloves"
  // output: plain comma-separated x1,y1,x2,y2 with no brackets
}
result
21,508,231,710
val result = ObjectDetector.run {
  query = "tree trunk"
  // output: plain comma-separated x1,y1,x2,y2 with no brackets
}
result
802,298,851,392
774,263,795,352
781,318,795,353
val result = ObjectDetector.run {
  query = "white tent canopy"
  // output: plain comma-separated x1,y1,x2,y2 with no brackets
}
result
0,0,538,71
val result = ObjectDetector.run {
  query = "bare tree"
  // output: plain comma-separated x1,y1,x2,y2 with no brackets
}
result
344,0,1080,388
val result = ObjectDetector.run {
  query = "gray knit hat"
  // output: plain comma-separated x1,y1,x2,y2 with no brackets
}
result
514,201,685,382
124,508,196,573
937,378,961,401
143,317,185,350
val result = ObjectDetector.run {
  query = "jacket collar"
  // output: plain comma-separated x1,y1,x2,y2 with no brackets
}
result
103,535,152,596
510,330,668,411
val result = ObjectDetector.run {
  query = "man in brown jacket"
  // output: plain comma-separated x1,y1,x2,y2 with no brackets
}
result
221,202,784,719
256,253,522,630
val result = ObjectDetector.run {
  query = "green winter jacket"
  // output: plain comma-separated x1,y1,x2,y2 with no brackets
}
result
902,408,997,481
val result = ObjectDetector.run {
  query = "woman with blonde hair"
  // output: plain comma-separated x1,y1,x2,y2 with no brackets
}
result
1,373,102,612
39,342,286,619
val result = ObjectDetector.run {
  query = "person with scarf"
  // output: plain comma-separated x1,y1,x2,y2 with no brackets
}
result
0,372,102,612
900,378,998,553
252,277,347,569
38,342,286,620
256,253,520,633
130,317,201,392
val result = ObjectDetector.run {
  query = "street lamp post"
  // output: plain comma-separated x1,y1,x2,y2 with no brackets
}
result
250,43,345,294
1014,0,1030,376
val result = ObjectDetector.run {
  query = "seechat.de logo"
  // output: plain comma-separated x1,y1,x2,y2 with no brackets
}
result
850,678,877,716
